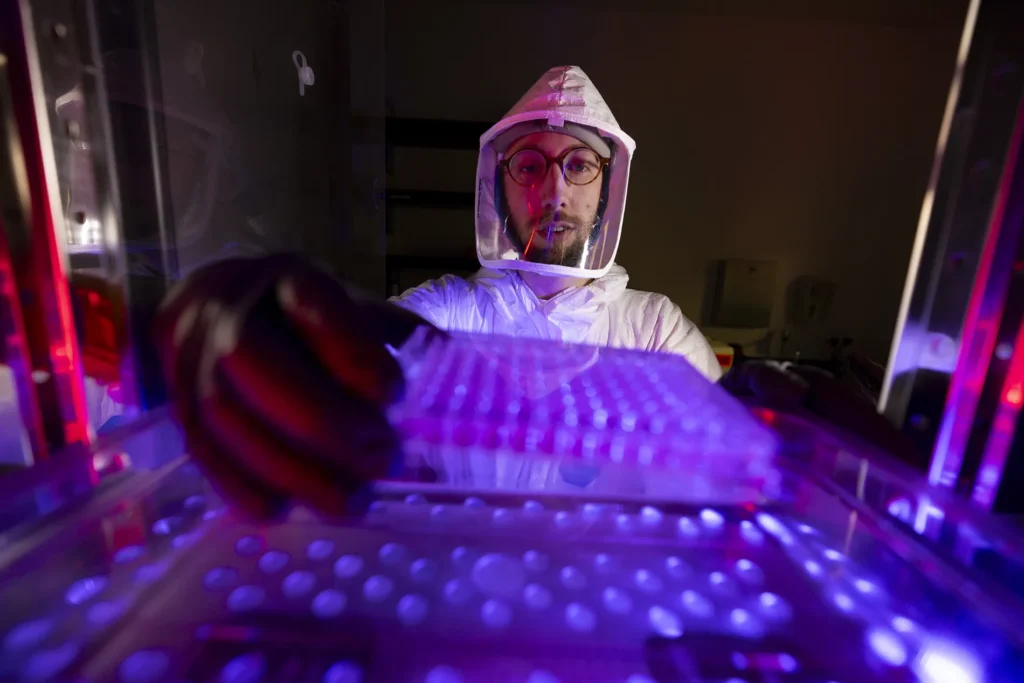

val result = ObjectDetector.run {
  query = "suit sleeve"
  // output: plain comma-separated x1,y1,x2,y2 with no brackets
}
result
388,275,465,330
652,299,723,382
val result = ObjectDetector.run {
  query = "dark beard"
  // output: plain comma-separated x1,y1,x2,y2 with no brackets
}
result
512,212,594,266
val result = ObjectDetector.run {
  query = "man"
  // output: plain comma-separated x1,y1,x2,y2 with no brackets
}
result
392,66,721,380
156,66,724,517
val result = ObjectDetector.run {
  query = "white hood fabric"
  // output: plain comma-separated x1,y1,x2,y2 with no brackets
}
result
392,265,723,382
476,66,635,279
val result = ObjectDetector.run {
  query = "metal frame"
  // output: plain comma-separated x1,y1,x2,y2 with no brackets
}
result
879,0,1024,511
0,0,91,461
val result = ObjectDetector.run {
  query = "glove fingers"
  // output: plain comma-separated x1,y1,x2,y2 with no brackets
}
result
276,270,407,406
184,429,289,520
161,263,292,517
217,304,401,482
200,380,355,517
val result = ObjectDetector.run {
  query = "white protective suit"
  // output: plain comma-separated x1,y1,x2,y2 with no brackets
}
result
392,66,722,382
394,266,722,381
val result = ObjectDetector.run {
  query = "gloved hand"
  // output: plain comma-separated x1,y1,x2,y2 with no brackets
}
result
153,255,437,519
721,360,920,464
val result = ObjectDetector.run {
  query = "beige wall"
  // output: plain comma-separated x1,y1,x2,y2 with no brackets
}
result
385,1,966,362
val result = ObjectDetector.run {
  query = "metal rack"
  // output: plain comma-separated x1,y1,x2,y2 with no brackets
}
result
383,117,486,296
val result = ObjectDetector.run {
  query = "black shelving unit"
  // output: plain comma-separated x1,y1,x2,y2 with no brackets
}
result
384,118,489,296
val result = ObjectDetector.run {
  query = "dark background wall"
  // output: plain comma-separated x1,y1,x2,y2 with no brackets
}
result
384,0,969,362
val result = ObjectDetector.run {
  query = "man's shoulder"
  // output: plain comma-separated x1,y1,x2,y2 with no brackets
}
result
613,288,701,330
616,287,680,313
391,271,474,301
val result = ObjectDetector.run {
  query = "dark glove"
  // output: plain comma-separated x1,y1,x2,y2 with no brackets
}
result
153,254,437,519
721,360,919,463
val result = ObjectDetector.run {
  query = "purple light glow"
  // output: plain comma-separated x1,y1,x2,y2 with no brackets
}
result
283,571,316,598
65,576,107,605
665,556,689,579
323,661,363,683
803,560,823,578
3,619,52,652
641,505,663,524
677,517,700,537
312,589,347,619
134,561,168,584
635,569,663,594
113,545,144,564
203,566,238,591
23,643,80,682
602,587,632,614
527,671,561,683
473,553,527,598
566,602,597,633
867,628,908,666
523,583,552,610
681,589,714,618
362,575,394,602
306,539,335,561
892,616,915,633
226,585,265,612
221,652,266,683
151,516,181,536
379,542,406,565
117,649,168,683
257,551,289,574
333,555,364,580
235,536,264,557
700,508,724,528
397,594,428,625
86,599,127,626
914,642,980,683
832,592,854,612
444,578,473,605
410,558,438,583
648,605,682,637
560,565,587,591
887,498,913,521
739,520,764,544
425,666,463,683
481,599,512,630
524,550,549,573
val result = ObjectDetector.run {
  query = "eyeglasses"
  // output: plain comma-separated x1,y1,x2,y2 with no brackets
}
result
500,147,609,187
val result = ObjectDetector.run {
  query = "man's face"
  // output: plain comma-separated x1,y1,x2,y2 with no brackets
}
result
502,132,604,265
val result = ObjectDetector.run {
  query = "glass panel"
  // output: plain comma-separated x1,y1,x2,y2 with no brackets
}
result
24,0,385,434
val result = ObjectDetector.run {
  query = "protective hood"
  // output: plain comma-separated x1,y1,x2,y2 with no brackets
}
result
475,66,636,279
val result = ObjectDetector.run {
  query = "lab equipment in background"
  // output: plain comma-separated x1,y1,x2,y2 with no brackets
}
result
703,259,777,365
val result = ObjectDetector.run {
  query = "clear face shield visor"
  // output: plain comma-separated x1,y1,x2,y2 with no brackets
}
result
475,120,632,279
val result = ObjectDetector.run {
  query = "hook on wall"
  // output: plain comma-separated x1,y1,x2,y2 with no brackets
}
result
292,50,315,96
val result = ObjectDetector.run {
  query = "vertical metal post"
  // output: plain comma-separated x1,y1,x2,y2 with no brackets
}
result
0,0,92,461
880,0,1024,490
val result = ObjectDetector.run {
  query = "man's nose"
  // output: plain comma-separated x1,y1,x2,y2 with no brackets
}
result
537,161,568,210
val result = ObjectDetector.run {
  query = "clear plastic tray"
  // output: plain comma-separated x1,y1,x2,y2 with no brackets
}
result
0,333,1022,682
